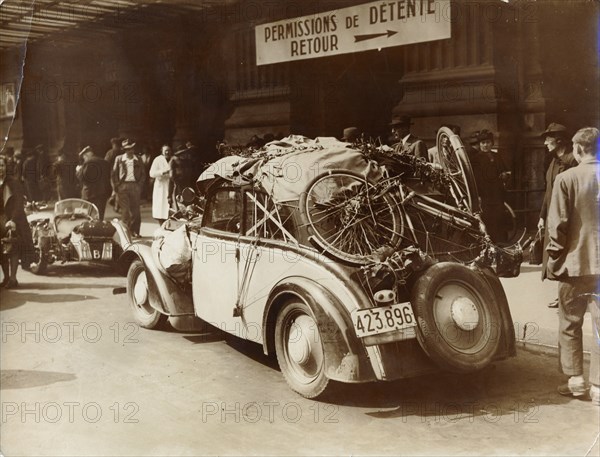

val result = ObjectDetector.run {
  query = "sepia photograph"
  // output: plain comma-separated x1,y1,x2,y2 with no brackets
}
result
0,0,598,455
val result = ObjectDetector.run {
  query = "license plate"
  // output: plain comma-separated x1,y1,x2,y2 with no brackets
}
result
352,302,417,338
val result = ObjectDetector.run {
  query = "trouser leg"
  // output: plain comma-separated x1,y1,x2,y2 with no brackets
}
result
129,185,141,234
558,276,599,378
117,185,132,231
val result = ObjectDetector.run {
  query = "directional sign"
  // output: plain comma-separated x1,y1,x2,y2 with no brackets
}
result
255,0,451,65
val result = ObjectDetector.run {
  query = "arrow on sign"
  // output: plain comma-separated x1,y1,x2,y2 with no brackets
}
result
354,30,398,43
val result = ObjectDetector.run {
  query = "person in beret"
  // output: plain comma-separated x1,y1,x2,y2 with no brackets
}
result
389,115,428,161
537,123,578,306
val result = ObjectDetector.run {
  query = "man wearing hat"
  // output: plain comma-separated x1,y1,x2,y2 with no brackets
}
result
389,115,428,160
111,140,145,236
169,143,196,206
538,123,578,306
341,126,360,143
76,146,111,220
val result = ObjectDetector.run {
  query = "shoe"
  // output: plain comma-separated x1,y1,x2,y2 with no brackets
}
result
558,377,587,397
548,298,559,308
5,278,18,289
590,385,600,406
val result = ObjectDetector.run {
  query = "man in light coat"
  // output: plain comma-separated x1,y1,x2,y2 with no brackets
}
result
546,127,599,405
149,145,172,225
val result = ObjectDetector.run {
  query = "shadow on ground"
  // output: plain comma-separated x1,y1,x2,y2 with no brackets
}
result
0,369,76,390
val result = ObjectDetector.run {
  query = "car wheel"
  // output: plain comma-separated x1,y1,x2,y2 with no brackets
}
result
411,262,502,373
127,259,167,329
275,300,330,398
29,233,47,275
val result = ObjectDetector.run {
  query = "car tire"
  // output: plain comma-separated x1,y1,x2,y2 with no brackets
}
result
275,299,330,398
127,259,167,329
411,262,502,373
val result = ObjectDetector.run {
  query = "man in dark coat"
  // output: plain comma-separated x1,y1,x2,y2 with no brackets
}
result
537,123,579,303
169,144,196,203
76,146,111,220
1,154,35,287
389,114,428,161
22,149,41,201
545,127,599,404
54,152,79,200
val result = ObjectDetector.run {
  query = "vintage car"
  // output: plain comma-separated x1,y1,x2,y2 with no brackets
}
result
117,133,522,399
27,198,127,274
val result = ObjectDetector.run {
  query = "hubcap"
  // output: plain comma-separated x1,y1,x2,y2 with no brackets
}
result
450,296,480,331
285,313,323,382
133,272,148,306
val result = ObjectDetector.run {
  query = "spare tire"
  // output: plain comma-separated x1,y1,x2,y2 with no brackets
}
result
411,262,502,373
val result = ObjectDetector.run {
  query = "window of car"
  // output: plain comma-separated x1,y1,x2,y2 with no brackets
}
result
202,187,242,233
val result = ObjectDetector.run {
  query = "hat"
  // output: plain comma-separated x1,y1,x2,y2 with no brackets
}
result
389,115,413,127
541,123,568,138
477,129,494,142
122,139,136,150
34,144,44,151
78,146,93,158
468,131,481,145
342,127,359,141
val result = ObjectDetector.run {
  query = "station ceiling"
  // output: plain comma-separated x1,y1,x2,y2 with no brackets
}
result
0,0,232,50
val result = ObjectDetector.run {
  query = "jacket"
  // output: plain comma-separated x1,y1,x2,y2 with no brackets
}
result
394,134,429,161
546,157,599,279
111,153,146,188
539,150,578,221
76,156,111,199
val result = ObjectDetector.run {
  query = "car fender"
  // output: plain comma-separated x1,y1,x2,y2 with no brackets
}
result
117,243,194,318
263,277,376,383
110,219,132,251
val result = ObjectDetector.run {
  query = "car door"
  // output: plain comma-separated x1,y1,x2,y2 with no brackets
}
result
192,186,257,339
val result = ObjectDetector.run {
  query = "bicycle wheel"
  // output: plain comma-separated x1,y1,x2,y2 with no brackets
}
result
299,170,404,265
436,127,480,213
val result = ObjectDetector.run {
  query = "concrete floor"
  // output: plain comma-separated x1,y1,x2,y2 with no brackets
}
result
1,261,599,456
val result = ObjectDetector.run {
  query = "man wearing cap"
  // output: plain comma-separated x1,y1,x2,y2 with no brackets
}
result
389,115,428,160
76,146,111,220
538,123,578,307
545,127,599,405
112,140,145,237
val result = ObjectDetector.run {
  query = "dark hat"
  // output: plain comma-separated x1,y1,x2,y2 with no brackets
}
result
342,126,360,141
122,139,136,150
389,115,413,127
477,129,494,142
78,146,93,158
468,131,481,145
541,123,568,138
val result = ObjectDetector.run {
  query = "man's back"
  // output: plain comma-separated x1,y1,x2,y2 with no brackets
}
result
546,158,599,279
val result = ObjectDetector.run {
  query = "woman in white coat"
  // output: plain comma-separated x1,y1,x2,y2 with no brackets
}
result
149,145,172,225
